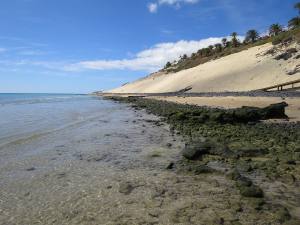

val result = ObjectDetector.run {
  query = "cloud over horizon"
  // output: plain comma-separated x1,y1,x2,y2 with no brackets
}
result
66,37,232,72
148,0,199,13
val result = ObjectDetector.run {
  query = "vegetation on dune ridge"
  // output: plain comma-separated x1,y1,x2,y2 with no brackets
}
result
162,2,300,74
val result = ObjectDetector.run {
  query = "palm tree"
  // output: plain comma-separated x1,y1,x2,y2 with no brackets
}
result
246,29,260,43
222,38,227,47
231,32,239,47
182,54,187,60
164,61,172,69
202,48,212,57
269,23,283,36
214,43,223,53
295,2,300,14
288,17,300,29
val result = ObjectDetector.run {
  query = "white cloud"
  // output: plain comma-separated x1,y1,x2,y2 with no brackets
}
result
148,3,158,13
148,0,199,13
66,37,227,72
0,36,245,74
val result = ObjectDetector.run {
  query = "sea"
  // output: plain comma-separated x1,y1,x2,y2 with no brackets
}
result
0,93,187,225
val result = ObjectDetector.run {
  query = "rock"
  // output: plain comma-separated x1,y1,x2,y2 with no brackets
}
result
182,139,236,160
193,164,215,174
119,182,135,195
182,141,212,160
283,219,300,225
248,198,265,210
236,147,269,157
261,102,289,119
239,185,263,198
236,176,253,187
275,52,293,60
229,170,264,198
276,207,291,223
286,48,297,54
166,143,172,148
209,143,236,158
166,162,175,169
227,169,242,180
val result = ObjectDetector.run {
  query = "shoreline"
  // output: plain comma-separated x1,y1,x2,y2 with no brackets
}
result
148,95,300,122
105,95,300,224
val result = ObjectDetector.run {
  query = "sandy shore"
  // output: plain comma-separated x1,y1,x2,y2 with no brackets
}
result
149,96,300,121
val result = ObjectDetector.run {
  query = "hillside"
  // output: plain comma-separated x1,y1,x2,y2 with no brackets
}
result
109,40,300,93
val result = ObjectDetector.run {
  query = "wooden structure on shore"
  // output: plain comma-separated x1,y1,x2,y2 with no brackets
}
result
259,79,300,92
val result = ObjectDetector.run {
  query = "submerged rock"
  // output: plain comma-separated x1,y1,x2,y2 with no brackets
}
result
119,182,135,195
166,162,175,169
182,141,212,160
193,164,215,174
182,139,236,160
228,170,264,198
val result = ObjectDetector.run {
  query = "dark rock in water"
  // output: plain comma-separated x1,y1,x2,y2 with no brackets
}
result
182,141,212,160
209,143,236,158
237,161,253,172
236,175,253,187
166,143,172,148
166,162,175,169
275,206,291,223
119,182,135,195
26,167,36,171
182,139,237,160
236,147,269,157
248,198,265,210
238,183,264,198
227,169,241,180
193,164,215,174
229,170,264,198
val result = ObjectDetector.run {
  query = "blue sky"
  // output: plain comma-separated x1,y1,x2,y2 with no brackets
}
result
0,0,298,93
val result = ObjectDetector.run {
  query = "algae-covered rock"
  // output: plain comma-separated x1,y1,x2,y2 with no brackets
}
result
235,147,269,157
261,102,289,119
239,185,264,198
228,170,264,198
182,141,212,160
193,164,215,174
248,198,265,210
182,139,237,160
275,206,291,223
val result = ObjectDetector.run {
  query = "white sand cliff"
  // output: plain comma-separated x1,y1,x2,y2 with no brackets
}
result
109,43,300,93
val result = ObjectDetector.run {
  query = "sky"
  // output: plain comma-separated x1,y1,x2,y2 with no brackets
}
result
0,0,298,93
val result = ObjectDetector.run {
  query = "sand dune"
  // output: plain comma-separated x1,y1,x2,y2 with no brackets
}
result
109,43,300,93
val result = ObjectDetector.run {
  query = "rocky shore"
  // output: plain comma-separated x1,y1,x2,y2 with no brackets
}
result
105,96,300,224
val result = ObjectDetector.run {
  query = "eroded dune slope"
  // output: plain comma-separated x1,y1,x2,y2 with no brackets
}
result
109,43,300,93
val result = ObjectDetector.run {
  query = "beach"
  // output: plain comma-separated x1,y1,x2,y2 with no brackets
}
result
0,94,299,224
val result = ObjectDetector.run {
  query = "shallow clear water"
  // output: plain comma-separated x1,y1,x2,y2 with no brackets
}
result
0,94,111,148
0,94,286,225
